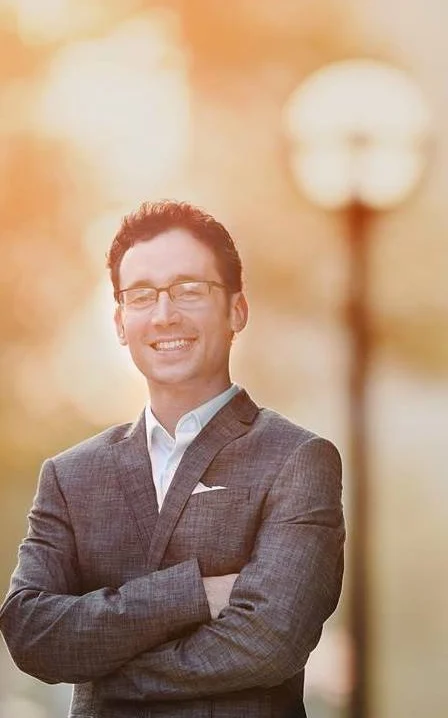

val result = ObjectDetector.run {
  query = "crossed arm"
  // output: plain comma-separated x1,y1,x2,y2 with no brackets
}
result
0,437,344,698
96,437,345,701
0,458,223,684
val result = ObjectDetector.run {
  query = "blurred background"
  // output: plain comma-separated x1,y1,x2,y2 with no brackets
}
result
0,1,447,717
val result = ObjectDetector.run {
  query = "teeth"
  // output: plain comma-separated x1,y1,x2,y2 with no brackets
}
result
153,339,192,351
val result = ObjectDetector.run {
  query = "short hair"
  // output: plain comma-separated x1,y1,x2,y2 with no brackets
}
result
106,200,243,301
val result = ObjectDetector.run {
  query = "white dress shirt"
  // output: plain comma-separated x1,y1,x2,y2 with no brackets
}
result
145,384,240,510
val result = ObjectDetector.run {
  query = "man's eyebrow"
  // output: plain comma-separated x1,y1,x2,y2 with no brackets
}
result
122,274,203,290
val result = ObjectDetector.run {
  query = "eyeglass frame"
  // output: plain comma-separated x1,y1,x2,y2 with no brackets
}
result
116,279,229,310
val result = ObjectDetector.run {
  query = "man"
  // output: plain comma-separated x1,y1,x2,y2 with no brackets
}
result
0,200,345,717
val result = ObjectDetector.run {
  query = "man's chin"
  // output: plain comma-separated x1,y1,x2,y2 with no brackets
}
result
146,367,196,387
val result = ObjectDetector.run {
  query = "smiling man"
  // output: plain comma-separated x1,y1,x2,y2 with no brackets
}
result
0,200,345,718
113,221,247,434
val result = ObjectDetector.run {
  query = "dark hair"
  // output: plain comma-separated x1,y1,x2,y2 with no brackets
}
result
106,200,243,301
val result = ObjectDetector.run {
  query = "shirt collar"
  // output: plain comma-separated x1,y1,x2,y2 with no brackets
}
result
145,383,240,445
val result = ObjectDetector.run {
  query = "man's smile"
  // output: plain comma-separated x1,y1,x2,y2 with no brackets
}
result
150,338,196,352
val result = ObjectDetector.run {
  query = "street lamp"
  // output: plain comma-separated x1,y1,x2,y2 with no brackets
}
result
283,59,432,718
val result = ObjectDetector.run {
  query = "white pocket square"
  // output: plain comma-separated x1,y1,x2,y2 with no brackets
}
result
192,482,227,495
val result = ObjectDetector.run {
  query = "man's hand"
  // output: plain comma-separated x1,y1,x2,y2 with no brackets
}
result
202,574,239,619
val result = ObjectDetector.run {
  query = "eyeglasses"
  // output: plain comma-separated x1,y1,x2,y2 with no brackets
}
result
117,280,227,310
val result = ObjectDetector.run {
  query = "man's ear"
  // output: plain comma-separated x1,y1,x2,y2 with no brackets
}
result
229,292,248,335
114,306,127,346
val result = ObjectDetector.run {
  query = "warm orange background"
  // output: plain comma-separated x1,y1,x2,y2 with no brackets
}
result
0,2,447,717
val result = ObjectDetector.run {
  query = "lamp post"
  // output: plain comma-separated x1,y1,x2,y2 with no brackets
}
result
283,60,431,718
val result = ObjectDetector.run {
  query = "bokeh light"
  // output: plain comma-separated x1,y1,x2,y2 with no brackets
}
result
1,0,104,43
284,60,432,209
34,13,191,205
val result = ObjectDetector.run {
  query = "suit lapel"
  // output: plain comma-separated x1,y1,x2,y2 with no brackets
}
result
147,389,259,571
110,412,159,562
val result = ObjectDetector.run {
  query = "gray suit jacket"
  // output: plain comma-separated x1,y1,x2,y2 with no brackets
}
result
0,390,345,717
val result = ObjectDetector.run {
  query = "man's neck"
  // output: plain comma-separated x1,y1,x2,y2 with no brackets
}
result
148,379,232,436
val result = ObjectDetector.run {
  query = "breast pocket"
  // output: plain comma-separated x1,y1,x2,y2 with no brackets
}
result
189,487,250,506
164,487,260,575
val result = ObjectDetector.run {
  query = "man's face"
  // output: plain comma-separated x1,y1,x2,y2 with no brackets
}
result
114,228,248,395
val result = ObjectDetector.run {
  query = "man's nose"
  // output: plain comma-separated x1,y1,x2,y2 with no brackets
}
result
150,290,180,325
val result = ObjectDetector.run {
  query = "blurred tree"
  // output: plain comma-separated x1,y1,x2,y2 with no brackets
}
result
0,135,99,469
0,25,99,588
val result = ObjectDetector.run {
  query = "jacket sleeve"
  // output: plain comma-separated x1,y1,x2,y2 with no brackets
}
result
96,436,345,701
0,458,211,684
